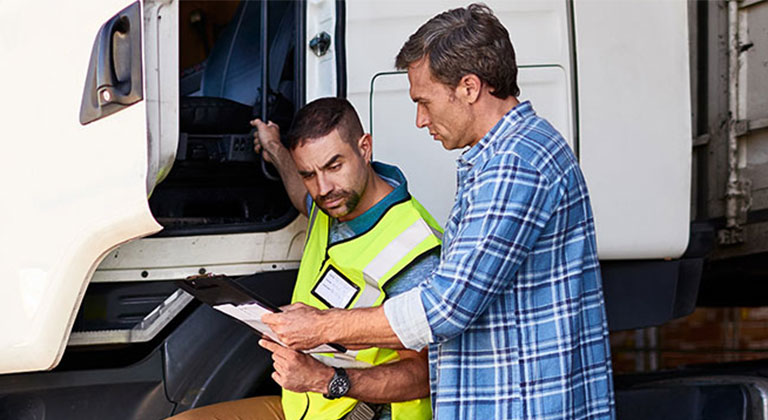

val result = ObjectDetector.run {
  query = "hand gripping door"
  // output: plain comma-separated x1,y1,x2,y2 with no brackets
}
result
0,0,163,374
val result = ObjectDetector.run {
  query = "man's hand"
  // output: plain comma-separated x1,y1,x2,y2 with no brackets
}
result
262,303,334,350
259,338,333,394
263,303,406,350
251,118,283,164
249,119,309,216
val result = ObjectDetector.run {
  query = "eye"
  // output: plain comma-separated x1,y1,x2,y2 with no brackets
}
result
329,163,342,171
301,173,315,180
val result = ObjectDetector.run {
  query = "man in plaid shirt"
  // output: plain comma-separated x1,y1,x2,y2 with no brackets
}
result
264,4,615,419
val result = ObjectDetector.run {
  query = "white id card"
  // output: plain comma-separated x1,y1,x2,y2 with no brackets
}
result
311,266,359,309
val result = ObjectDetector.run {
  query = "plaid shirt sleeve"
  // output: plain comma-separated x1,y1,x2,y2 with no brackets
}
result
422,154,561,341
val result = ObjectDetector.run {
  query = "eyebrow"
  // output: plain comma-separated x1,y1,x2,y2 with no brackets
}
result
323,154,343,169
297,154,343,177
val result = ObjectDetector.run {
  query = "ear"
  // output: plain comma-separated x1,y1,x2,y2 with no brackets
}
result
456,73,482,104
357,133,373,162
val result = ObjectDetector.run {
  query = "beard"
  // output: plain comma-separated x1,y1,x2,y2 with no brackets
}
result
316,189,362,218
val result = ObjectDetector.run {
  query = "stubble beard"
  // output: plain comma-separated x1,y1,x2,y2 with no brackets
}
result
319,166,369,219
318,189,361,218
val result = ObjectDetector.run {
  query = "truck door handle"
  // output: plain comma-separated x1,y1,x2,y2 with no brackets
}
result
80,1,143,125
96,15,134,105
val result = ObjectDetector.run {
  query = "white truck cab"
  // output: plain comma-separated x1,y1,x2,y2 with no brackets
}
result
1,1,712,418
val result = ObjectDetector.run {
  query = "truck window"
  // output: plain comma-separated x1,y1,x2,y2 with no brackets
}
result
148,0,301,236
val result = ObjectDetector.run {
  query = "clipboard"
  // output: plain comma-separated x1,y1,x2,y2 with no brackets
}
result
177,274,346,353
176,273,281,310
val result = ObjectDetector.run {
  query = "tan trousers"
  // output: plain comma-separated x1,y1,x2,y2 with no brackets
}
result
166,395,285,420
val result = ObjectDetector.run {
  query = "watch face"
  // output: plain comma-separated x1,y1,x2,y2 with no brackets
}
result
329,373,350,398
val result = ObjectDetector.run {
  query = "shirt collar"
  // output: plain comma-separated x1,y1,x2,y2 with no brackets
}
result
458,100,535,168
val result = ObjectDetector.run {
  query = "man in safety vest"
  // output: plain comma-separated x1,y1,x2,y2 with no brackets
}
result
167,97,441,420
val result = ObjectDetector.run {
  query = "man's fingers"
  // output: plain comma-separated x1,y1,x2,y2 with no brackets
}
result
273,357,289,373
271,371,283,387
260,339,295,362
250,118,278,134
259,338,282,353
261,312,279,326
272,352,284,366
280,302,308,312
272,353,294,379
252,121,263,152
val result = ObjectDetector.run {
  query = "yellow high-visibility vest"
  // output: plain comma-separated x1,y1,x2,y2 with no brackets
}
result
282,196,442,420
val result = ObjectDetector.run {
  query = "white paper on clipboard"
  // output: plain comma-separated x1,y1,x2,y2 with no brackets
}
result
213,302,340,354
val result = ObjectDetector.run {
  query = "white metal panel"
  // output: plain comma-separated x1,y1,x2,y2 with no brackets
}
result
306,0,338,101
94,217,307,282
0,0,161,374
370,67,572,225
145,0,179,195
575,0,692,259
346,0,574,226
368,73,461,225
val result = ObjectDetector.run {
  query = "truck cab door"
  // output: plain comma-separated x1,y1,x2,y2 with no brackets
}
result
0,0,177,374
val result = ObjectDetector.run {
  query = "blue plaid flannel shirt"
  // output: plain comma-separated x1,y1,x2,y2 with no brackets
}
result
384,101,615,419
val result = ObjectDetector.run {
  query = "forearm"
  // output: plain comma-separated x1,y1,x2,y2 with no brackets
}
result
346,355,429,403
322,306,404,349
307,352,429,404
271,148,309,216
262,303,423,352
251,119,308,215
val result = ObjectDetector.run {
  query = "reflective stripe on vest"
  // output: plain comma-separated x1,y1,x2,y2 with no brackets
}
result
282,196,440,420
357,217,434,307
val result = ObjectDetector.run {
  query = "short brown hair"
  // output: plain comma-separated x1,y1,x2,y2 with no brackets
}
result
395,3,520,99
285,97,364,149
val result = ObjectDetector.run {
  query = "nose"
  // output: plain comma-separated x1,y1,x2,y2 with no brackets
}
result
315,172,334,197
416,103,430,129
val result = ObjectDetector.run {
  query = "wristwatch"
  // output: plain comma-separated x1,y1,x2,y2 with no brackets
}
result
323,367,351,399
